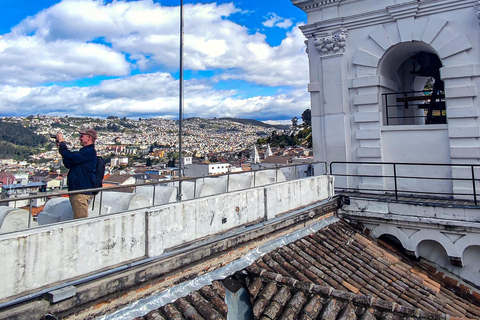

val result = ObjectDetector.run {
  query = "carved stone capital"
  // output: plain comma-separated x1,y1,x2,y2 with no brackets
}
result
314,28,348,56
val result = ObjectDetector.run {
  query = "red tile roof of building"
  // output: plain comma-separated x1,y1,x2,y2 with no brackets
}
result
133,220,480,320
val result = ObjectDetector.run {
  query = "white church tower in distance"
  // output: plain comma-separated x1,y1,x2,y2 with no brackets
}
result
250,144,260,164
265,144,273,158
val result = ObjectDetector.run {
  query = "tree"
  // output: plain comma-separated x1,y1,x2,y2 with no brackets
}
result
167,159,176,167
301,109,311,126
291,117,298,127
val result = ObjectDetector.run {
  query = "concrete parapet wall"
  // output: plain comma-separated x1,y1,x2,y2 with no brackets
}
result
0,212,146,301
146,187,266,256
266,175,334,219
0,175,333,301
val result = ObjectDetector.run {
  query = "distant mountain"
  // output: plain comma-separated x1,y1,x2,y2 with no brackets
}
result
218,118,288,130
0,120,48,159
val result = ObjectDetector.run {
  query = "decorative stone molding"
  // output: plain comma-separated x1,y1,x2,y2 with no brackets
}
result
387,2,419,21
314,28,347,56
293,0,341,11
476,1,480,24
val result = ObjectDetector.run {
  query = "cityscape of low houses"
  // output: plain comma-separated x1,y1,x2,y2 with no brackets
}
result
0,115,313,211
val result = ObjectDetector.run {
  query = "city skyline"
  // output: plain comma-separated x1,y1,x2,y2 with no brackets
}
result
0,0,308,124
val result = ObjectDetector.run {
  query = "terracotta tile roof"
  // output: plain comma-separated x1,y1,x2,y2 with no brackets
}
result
19,205,44,216
262,156,291,164
138,281,227,320
133,220,480,320
243,220,480,320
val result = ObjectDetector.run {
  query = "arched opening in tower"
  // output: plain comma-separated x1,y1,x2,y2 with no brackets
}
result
379,43,446,126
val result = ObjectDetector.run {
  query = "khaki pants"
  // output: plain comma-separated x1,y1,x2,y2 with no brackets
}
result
69,194,92,219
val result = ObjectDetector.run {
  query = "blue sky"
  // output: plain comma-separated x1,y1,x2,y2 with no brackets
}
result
0,0,308,123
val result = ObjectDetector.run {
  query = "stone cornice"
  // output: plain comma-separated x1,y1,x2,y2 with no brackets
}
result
417,0,477,17
387,2,419,21
291,0,342,12
298,0,477,36
476,1,480,24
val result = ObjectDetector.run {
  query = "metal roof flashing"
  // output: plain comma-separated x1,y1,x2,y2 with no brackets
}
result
99,216,339,320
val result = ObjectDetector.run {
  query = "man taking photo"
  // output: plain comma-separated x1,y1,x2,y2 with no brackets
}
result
56,128,97,219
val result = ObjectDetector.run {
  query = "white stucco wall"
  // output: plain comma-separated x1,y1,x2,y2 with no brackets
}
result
381,125,451,163
381,124,453,195
0,175,334,300
294,0,480,197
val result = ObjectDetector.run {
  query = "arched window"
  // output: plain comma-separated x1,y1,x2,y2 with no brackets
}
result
378,43,446,126
383,51,446,125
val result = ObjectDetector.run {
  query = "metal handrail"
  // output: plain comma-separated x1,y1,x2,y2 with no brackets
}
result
0,161,326,231
330,161,480,205
383,90,446,125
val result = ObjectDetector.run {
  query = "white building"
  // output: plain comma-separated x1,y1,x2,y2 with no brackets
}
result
0,159,16,165
292,0,480,197
111,157,129,166
1,182,47,208
184,163,232,178
250,144,260,164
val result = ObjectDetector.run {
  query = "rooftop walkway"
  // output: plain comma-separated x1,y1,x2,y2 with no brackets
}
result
337,191,480,208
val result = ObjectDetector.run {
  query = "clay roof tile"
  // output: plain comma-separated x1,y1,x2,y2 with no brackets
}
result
336,302,357,320
160,304,183,320
199,285,227,316
247,277,264,299
253,282,278,318
187,291,223,319
145,309,167,320
298,295,323,320
261,286,292,319
173,297,203,319
319,299,342,319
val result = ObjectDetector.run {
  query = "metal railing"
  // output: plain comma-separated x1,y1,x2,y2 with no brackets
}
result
0,161,327,232
9,160,479,231
330,161,480,205
383,90,446,125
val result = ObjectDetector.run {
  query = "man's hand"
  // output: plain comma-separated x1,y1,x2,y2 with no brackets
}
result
56,133,65,147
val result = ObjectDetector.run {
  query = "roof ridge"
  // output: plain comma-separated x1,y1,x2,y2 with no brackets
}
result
245,264,469,320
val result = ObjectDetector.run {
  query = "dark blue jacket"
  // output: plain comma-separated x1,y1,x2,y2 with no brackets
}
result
59,142,97,193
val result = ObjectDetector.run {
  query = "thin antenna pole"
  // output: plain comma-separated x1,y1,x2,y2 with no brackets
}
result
177,0,184,201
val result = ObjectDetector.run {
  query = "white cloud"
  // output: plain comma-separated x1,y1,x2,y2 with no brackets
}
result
216,25,308,87
263,119,292,125
0,0,309,120
0,71,310,120
262,13,293,29
0,35,130,85
5,1,307,84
